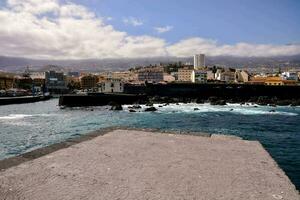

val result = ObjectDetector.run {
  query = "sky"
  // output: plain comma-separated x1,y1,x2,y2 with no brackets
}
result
0,0,300,59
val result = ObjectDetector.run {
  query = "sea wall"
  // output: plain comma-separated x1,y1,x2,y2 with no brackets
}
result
59,84,300,107
135,83,300,99
59,93,147,107
0,96,51,106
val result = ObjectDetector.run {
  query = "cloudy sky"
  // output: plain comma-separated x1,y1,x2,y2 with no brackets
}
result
0,0,300,59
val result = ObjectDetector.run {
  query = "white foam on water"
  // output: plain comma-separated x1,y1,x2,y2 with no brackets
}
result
124,103,298,116
0,113,56,120
0,114,33,120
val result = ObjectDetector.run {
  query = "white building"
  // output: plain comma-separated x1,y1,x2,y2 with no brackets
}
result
215,69,236,83
235,70,249,83
192,70,207,83
98,78,124,93
194,54,205,69
281,71,298,81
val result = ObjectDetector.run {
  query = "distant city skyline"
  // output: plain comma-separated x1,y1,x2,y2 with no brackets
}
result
0,0,300,59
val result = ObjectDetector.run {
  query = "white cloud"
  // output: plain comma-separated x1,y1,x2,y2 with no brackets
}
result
167,38,300,57
0,0,300,60
123,17,143,26
154,26,173,33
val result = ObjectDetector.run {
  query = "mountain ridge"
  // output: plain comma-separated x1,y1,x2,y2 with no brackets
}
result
1,55,300,72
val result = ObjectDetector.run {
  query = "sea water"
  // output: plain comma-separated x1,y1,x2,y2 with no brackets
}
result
0,99,299,189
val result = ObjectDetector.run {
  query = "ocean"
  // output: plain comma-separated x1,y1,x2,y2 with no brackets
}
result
0,99,299,190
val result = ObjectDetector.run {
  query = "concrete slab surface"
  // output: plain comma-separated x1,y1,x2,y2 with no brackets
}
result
0,129,299,200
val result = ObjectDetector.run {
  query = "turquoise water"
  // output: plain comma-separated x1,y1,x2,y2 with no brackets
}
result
0,99,299,190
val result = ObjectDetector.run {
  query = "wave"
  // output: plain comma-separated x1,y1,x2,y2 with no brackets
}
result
123,103,298,116
0,114,33,120
0,113,56,120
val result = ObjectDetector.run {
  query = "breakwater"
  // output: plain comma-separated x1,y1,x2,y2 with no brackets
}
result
60,83,300,107
59,93,147,107
0,129,299,199
0,95,52,106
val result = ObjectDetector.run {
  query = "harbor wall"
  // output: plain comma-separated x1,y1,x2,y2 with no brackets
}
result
59,93,147,107
59,84,300,107
0,96,52,106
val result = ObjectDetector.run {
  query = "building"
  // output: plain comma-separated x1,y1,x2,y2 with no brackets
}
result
0,72,15,90
235,70,249,83
178,68,193,82
194,54,205,69
163,74,175,82
207,70,215,80
80,75,99,90
30,72,45,88
170,72,178,81
68,71,80,78
248,76,267,85
98,78,124,93
137,69,164,83
215,68,235,83
45,71,68,92
282,71,298,81
248,76,297,86
111,72,138,82
192,70,207,83
265,77,297,86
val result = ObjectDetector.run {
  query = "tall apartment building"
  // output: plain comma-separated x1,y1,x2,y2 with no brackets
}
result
194,54,205,69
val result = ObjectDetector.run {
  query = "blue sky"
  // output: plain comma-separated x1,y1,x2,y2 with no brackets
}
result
73,0,300,45
0,0,300,59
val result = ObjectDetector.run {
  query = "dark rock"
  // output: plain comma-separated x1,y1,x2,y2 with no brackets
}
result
276,100,292,106
230,109,234,111
132,105,142,109
269,109,276,113
158,105,163,107
196,99,205,104
194,108,199,111
210,100,227,106
146,103,153,107
129,109,136,112
145,107,157,112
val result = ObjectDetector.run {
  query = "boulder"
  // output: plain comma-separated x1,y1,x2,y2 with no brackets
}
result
145,107,157,112
129,109,136,112
194,108,199,111
132,105,142,109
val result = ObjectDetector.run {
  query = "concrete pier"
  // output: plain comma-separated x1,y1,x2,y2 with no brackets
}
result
0,129,299,200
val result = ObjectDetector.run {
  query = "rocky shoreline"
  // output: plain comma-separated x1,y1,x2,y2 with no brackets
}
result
109,95,300,111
